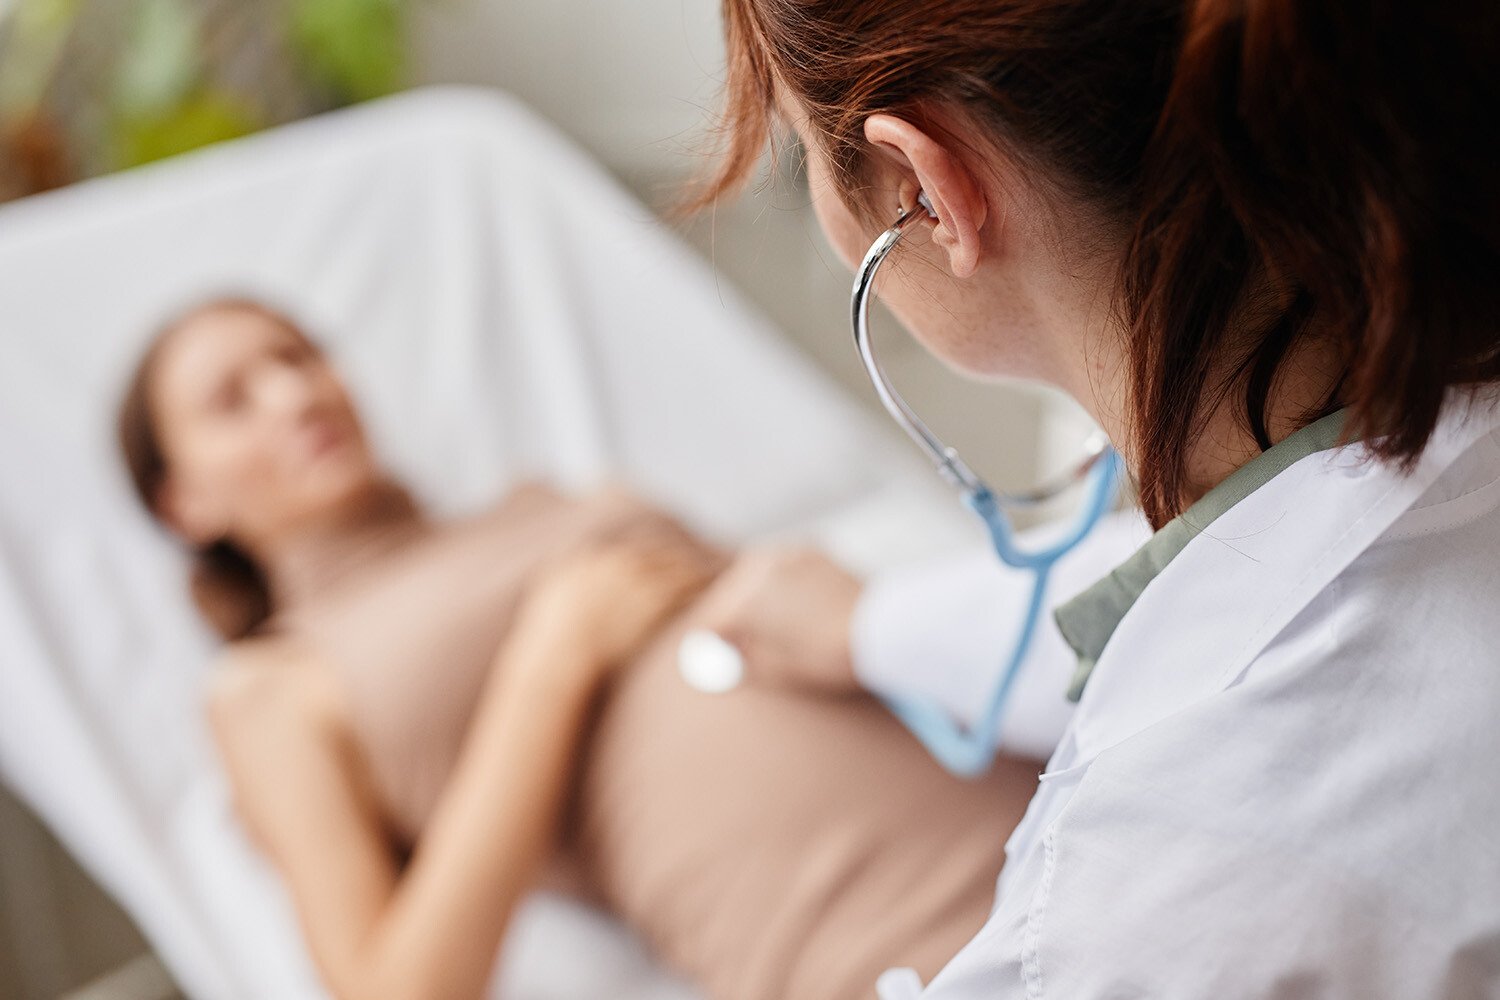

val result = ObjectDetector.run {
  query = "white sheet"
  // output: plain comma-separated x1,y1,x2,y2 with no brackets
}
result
0,85,981,999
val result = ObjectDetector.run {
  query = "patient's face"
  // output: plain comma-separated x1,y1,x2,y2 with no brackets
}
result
150,305,379,547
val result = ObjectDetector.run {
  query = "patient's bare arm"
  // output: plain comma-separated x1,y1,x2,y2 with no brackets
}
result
207,520,721,1000
694,543,865,696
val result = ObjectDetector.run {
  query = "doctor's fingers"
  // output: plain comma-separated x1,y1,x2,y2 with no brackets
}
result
698,544,858,624
691,545,863,694
690,546,793,637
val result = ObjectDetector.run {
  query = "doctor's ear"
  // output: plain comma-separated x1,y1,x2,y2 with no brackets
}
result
863,114,989,279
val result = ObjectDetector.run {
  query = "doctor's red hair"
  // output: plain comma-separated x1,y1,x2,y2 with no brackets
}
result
689,0,1500,528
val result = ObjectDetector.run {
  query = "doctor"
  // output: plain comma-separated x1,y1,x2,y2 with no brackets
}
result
689,1,1500,997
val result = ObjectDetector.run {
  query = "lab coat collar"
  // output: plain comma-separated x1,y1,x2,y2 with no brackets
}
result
1065,386,1500,766
1054,406,1351,703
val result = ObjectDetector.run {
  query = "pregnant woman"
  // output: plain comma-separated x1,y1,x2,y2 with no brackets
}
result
117,295,1044,1000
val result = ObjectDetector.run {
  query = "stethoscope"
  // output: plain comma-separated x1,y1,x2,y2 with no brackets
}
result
679,191,1121,777
850,192,1121,775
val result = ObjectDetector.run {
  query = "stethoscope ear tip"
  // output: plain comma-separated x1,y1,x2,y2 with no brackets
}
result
916,191,938,219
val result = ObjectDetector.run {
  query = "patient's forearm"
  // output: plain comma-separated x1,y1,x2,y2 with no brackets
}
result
340,630,602,1000
346,516,719,998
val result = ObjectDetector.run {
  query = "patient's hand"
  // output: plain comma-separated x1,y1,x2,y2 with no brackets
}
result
513,515,728,683
577,480,685,542
693,544,863,696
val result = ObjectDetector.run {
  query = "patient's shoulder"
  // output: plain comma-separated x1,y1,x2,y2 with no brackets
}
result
206,636,373,856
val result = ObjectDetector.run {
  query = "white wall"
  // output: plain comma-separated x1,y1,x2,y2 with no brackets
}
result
413,0,725,182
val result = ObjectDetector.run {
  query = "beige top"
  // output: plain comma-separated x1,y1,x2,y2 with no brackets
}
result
278,480,635,843
281,484,1038,999
579,614,1038,1000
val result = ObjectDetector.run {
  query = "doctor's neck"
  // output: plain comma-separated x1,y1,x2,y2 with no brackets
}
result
935,189,1349,521
1048,268,1350,516
1176,340,1349,511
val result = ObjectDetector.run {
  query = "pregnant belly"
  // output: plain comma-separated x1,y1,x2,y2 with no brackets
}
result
572,613,1041,1000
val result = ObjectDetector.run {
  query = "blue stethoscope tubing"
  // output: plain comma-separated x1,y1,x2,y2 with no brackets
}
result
851,194,1123,776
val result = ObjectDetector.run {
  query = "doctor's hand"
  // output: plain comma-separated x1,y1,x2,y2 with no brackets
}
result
692,544,864,696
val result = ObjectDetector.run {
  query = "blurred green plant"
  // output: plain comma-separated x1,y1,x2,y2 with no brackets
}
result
107,0,258,168
0,0,82,120
291,0,407,103
0,0,421,196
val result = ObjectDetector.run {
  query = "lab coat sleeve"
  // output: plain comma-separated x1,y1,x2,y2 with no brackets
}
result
848,507,1150,762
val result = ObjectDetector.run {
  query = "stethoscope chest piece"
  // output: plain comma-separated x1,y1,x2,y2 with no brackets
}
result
676,628,745,694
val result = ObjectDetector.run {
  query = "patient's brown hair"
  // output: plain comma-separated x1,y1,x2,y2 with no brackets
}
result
117,296,294,641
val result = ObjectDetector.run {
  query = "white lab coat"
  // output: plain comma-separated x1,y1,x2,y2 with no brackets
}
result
851,386,1500,999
